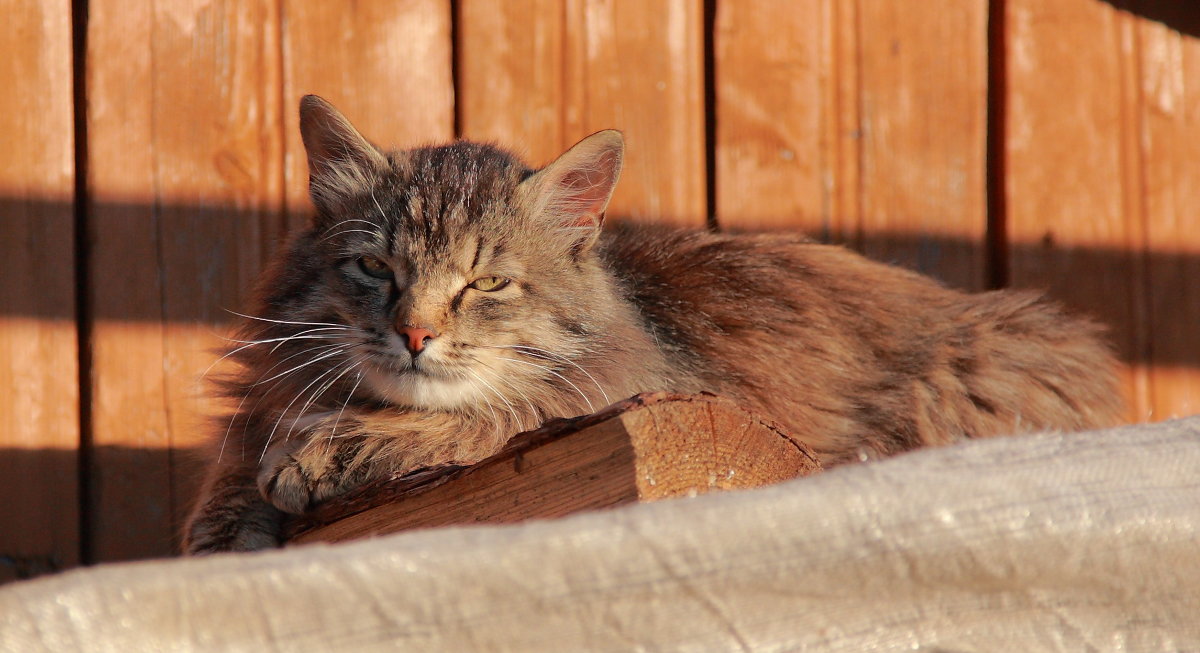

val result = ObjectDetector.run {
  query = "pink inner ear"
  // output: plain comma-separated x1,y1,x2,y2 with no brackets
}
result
553,148,620,228
557,171,608,227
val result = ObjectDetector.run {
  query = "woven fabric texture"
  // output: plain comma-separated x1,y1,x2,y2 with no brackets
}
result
3,417,1198,651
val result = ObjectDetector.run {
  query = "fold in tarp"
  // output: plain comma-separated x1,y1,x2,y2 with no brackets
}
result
4,417,1199,651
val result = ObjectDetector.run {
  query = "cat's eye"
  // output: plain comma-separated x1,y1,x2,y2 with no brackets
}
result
357,256,392,279
469,276,510,292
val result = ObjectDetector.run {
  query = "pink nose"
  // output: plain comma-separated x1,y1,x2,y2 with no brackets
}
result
398,325,438,355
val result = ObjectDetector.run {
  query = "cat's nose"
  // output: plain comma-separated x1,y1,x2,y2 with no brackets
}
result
398,325,438,355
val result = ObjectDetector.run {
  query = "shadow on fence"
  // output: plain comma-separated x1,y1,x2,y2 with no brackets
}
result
0,444,206,583
4,197,1198,368
1101,0,1200,37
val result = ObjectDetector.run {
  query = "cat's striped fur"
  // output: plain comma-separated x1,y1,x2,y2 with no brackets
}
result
183,96,1120,554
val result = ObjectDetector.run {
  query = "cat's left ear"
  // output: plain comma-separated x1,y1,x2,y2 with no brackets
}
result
519,130,624,253
299,95,389,218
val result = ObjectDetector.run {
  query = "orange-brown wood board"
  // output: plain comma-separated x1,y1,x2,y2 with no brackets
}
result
714,0,988,292
460,0,707,227
0,0,80,579
85,0,285,562
1003,0,1200,422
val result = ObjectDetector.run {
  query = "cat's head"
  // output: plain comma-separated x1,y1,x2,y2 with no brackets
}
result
254,95,625,418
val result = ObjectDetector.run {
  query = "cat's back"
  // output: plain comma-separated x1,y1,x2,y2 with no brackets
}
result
598,224,955,360
597,224,1121,462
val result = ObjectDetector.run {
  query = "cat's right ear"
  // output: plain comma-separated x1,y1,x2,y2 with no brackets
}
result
299,95,389,217
519,130,624,254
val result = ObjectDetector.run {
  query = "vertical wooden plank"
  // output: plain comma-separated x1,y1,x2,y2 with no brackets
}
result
823,0,863,246
712,1,826,232
281,0,455,225
0,0,79,580
1003,0,1147,420
714,0,987,290
460,0,704,225
86,0,164,562
458,0,567,164
87,0,284,560
856,0,989,290
1136,6,1200,419
567,0,707,226
713,0,861,239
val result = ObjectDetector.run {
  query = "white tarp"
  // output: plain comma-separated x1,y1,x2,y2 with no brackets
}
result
3,417,1199,652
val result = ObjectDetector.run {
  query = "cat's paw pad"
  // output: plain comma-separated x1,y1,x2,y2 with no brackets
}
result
258,437,361,514
258,439,316,514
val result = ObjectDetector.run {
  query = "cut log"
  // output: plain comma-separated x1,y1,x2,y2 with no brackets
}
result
286,392,821,545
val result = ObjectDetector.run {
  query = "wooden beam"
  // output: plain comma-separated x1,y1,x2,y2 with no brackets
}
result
287,393,821,545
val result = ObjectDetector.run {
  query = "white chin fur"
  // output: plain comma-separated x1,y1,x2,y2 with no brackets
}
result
361,363,481,410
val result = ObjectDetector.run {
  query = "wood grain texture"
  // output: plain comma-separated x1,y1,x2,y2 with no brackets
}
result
714,0,988,291
1000,0,1200,422
856,0,988,290
1135,8,1200,419
825,0,863,246
459,0,706,225
713,1,826,231
287,393,820,545
621,397,819,499
86,0,284,560
458,0,568,164
0,0,80,578
281,0,455,228
1004,0,1137,415
290,418,641,544
567,0,707,226
712,0,863,238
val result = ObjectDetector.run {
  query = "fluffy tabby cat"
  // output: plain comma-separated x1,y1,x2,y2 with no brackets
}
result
183,95,1121,554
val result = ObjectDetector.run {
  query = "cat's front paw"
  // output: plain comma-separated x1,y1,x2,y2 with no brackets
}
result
257,435,370,514
184,488,283,555
186,516,280,555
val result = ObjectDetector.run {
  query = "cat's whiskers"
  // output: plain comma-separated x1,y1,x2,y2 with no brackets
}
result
220,326,353,347
320,218,378,235
216,328,353,366
488,344,611,406
221,338,361,463
264,327,358,354
321,228,380,242
224,310,345,329
494,356,595,413
203,328,356,381
461,371,503,441
369,189,388,223
261,346,365,462
319,216,384,243
250,342,358,388
328,369,366,444
217,340,351,464
287,353,369,443
465,368,522,433
217,388,255,466
208,333,340,384
475,363,539,423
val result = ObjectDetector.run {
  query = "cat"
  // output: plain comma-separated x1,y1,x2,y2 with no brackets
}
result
182,94,1122,554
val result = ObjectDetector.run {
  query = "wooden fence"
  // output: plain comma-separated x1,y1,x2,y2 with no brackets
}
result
2,0,1197,578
